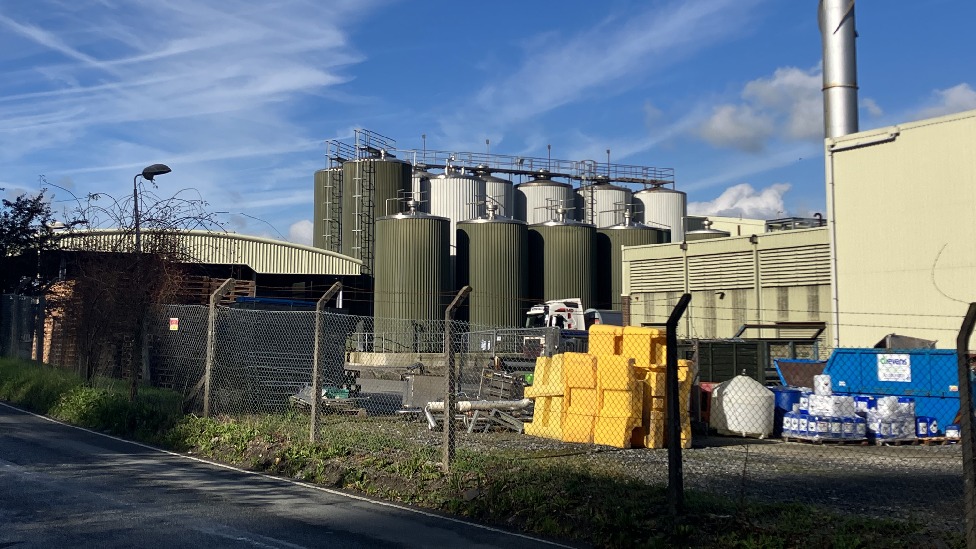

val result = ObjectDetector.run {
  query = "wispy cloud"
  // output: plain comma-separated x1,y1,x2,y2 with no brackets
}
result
0,0,374,228
688,183,791,218
435,0,765,152
914,83,976,121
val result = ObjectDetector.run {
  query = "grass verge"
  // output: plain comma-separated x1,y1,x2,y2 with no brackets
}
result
0,357,965,548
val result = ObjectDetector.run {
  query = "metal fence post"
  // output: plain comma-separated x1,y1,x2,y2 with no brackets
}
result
203,278,235,418
666,293,692,516
34,296,45,363
311,282,342,443
957,302,976,549
443,285,472,473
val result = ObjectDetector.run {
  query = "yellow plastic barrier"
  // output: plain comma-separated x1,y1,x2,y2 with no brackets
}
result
563,352,597,389
595,416,641,448
524,395,564,440
600,385,643,418
596,355,636,391
562,413,596,444
566,387,599,415
524,355,564,398
622,327,666,369
588,325,623,356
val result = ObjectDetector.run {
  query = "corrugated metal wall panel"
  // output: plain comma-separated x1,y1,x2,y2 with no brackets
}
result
629,257,685,293
759,244,831,287
58,230,362,276
688,252,753,290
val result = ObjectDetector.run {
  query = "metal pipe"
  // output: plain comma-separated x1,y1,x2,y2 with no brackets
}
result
427,399,532,413
819,0,859,139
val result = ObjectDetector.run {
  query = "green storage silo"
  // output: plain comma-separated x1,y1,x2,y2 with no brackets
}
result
373,204,450,351
340,157,411,273
313,167,342,252
596,217,667,310
457,206,528,328
528,211,595,309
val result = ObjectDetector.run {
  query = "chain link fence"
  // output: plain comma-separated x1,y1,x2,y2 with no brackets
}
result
3,293,966,536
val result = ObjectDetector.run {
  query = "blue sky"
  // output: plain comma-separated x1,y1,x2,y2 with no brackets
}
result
1,0,974,244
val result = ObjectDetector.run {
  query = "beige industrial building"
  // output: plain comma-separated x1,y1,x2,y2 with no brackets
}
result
699,216,767,237
621,227,831,342
826,108,976,348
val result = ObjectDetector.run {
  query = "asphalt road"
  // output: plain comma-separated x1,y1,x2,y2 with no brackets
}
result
0,402,572,549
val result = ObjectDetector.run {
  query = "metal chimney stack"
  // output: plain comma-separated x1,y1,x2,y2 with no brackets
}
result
819,0,859,139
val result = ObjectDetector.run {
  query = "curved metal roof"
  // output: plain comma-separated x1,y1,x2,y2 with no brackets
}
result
57,229,362,276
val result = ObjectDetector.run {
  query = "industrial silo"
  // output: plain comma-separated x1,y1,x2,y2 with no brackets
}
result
595,212,668,310
373,202,450,351
456,205,527,328
340,155,412,272
633,187,686,242
527,209,595,308
514,169,575,224
312,167,342,252
411,165,433,213
473,165,514,218
577,179,633,228
429,166,486,253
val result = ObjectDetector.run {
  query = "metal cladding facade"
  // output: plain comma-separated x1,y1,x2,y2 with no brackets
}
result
527,220,595,308
514,172,575,224
577,183,633,228
456,216,528,327
595,224,666,310
411,167,433,212
474,171,514,218
633,187,686,242
340,158,411,270
312,167,342,252
428,170,486,253
373,212,450,324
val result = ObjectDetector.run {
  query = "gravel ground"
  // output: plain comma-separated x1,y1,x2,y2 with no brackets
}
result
380,417,964,531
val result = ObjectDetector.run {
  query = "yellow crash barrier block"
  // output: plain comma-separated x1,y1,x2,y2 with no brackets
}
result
597,355,637,390
599,384,643,419
563,352,598,389
524,355,564,398
633,410,666,449
622,327,666,369
524,395,564,440
594,416,641,448
566,387,599,415
562,412,595,444
588,325,623,356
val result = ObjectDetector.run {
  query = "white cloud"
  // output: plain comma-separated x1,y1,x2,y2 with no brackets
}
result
915,83,976,120
288,219,314,246
695,66,822,152
861,98,883,117
694,105,774,153
688,183,791,219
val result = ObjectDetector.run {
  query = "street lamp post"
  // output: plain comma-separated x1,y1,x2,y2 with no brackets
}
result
134,164,171,253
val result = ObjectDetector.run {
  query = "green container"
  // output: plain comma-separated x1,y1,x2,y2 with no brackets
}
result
340,158,411,272
456,214,528,328
528,219,595,309
595,223,667,310
373,210,450,351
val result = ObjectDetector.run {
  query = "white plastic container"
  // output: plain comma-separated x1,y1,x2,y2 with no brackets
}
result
813,374,832,396
829,395,856,417
710,376,775,438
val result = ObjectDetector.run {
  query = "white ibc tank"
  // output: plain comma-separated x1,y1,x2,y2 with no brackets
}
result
710,376,775,438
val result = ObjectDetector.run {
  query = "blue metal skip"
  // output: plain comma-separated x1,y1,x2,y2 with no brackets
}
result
823,349,972,434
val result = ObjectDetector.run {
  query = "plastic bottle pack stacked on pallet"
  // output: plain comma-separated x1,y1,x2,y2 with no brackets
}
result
523,325,692,449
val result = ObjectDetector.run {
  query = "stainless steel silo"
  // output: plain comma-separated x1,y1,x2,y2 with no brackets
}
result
373,202,450,351
429,166,486,254
312,167,342,252
633,187,686,242
456,205,527,328
340,157,412,272
473,165,514,218
411,166,433,213
514,169,575,224
577,180,633,228
527,209,595,308
595,212,667,310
